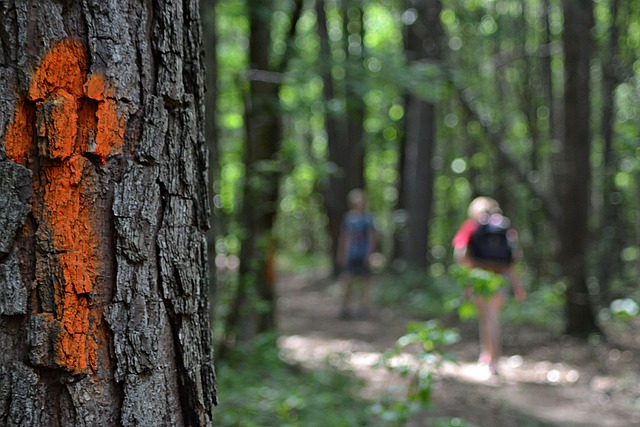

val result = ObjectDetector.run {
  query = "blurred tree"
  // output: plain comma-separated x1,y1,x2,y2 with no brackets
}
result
396,0,444,270
596,0,623,299
224,0,304,346
316,0,367,277
557,0,600,337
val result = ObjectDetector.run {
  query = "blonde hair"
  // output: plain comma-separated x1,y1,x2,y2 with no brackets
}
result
468,196,501,220
347,188,366,208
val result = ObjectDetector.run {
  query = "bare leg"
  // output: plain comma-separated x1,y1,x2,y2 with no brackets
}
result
474,293,504,373
474,296,490,363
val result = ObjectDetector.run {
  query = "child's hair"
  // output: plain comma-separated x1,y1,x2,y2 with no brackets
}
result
347,188,366,208
468,196,501,220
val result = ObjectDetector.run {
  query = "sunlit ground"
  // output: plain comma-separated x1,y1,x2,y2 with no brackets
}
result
278,333,639,426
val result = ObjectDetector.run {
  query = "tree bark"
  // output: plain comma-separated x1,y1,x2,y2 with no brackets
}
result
597,0,622,299
0,1,216,425
342,2,366,194
316,0,364,276
223,0,304,345
236,0,282,335
558,0,600,337
398,0,442,269
201,0,220,329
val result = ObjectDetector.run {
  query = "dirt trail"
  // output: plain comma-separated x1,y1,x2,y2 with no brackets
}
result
277,271,640,427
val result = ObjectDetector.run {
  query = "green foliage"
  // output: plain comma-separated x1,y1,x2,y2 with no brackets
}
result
276,251,331,274
274,172,330,257
373,320,460,426
602,298,640,322
598,297,640,337
449,265,507,297
374,269,461,318
214,334,371,427
501,282,565,330
610,298,640,320
448,265,506,320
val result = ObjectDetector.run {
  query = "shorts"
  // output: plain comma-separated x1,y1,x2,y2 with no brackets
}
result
346,256,370,276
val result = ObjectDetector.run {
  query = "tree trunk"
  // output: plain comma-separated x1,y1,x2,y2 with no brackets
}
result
0,1,216,425
342,2,366,194
399,0,442,269
316,0,352,277
558,0,600,337
236,0,282,330
202,0,220,328
224,0,303,344
541,0,560,145
597,0,622,299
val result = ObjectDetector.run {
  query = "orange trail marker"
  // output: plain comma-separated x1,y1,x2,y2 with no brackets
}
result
4,38,124,375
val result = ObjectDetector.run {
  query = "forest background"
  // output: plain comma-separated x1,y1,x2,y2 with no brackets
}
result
206,0,640,423
209,0,640,346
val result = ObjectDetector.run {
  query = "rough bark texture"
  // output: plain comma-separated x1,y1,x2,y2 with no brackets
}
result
0,162,31,316
201,0,219,330
0,1,216,426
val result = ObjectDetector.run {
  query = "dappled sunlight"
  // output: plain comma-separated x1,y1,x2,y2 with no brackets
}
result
278,331,640,426
279,333,585,389
277,271,640,427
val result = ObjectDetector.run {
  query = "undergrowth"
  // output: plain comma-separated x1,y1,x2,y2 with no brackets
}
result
374,267,565,330
213,334,371,426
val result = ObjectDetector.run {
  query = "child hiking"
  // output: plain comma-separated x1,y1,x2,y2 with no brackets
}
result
337,189,378,320
452,196,526,376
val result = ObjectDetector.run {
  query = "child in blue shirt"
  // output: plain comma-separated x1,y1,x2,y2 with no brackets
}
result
337,189,378,319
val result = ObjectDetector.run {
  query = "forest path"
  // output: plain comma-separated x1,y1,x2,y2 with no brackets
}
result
276,270,640,427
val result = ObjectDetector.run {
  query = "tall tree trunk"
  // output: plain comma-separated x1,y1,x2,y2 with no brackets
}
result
399,0,442,269
0,1,216,425
392,124,408,268
597,0,622,299
519,1,544,274
225,0,303,342
558,0,600,337
316,0,354,277
231,0,282,339
343,2,366,193
316,0,339,268
202,0,220,335
542,0,560,145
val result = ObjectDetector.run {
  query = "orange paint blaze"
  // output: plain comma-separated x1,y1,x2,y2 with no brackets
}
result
3,38,124,375
28,39,87,102
93,97,125,162
4,100,33,164
36,91,78,160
